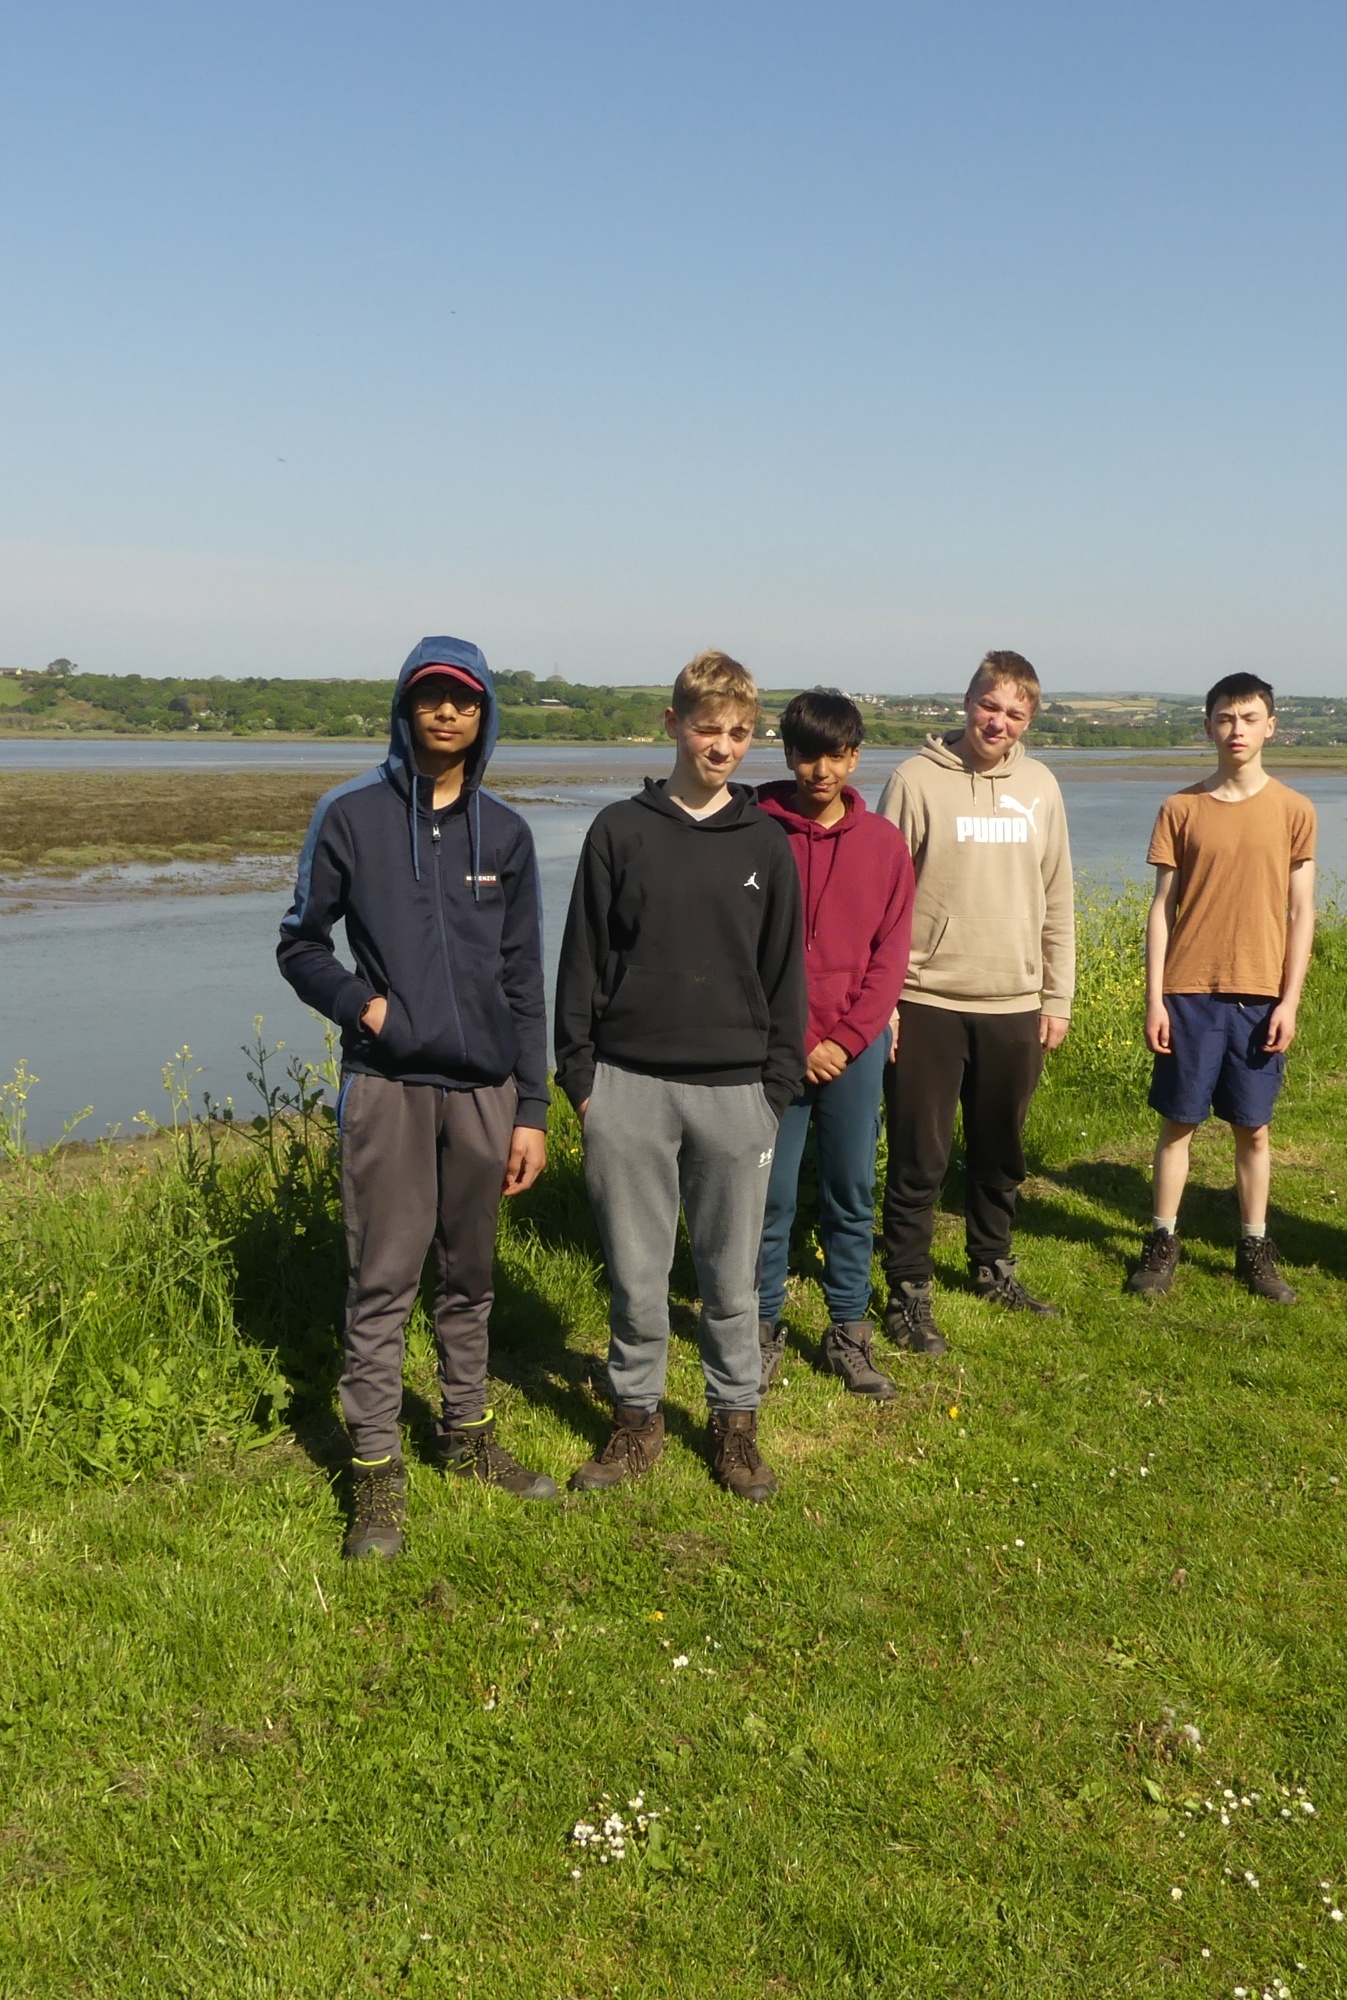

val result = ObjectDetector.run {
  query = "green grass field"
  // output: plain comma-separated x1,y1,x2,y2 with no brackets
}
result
1,903,1346,1997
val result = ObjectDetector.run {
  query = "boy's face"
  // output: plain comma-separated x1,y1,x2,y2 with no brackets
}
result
1206,695,1275,763
786,743,860,811
961,679,1035,767
664,701,756,789
408,676,483,764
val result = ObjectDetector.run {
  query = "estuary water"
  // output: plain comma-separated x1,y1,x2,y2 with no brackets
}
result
4,739,1345,1141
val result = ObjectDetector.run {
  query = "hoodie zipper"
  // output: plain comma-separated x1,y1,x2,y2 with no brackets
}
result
430,812,467,1059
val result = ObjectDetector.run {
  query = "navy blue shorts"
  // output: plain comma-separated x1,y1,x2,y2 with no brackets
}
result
1148,993,1285,1128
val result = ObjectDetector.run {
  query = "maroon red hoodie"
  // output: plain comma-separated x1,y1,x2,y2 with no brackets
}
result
756,781,915,1060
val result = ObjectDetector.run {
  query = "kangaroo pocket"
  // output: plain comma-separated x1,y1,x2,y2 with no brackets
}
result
597,963,769,1067
917,916,1038,1001
368,989,464,1073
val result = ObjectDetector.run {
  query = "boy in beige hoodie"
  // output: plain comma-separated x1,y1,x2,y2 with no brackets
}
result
876,651,1074,1351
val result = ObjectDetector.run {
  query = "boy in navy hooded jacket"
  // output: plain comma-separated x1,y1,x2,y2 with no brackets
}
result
279,636,556,1558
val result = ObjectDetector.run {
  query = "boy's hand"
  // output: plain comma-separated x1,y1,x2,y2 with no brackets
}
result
806,1039,850,1084
1265,1002,1298,1053
502,1127,547,1195
1038,1014,1070,1051
887,1008,900,1060
576,1098,590,1126
360,995,388,1036
1145,1003,1171,1055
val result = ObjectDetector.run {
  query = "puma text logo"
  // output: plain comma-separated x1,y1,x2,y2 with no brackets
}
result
743,871,760,890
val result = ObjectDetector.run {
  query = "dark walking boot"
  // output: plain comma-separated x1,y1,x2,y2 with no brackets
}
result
884,1280,949,1356
821,1320,897,1401
971,1255,1059,1316
438,1414,558,1500
1126,1228,1180,1296
344,1458,407,1561
759,1319,787,1395
1236,1235,1297,1304
569,1406,666,1492
708,1410,778,1504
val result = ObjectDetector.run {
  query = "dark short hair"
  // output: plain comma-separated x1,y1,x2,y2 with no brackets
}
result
1205,672,1275,719
779,688,865,757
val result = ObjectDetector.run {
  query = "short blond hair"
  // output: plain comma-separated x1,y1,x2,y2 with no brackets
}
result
966,649,1041,712
670,649,758,720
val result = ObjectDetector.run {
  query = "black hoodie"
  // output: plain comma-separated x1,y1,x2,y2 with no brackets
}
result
554,778,806,1116
276,636,549,1128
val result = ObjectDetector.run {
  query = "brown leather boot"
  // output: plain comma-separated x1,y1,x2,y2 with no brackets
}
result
708,1410,778,1504
568,1406,666,1492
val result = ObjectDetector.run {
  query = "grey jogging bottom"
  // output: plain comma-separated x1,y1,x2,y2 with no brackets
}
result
337,1070,517,1460
582,1063,779,1413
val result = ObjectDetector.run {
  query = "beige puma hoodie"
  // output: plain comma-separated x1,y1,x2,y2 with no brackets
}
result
876,732,1074,1015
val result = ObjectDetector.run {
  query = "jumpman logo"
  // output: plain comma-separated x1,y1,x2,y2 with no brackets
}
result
999,795,1041,834
743,870,761,890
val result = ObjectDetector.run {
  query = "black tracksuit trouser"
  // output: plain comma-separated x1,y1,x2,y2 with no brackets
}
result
882,1001,1043,1285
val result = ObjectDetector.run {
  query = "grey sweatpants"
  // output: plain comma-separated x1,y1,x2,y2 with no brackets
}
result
582,1063,779,1413
338,1070,517,1460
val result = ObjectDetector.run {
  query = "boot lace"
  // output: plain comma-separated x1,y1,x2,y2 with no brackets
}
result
1138,1229,1177,1271
982,1263,1039,1308
1243,1236,1281,1276
353,1466,402,1533
599,1417,658,1473
715,1422,763,1475
896,1287,936,1334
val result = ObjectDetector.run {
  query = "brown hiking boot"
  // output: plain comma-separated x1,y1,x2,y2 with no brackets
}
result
1126,1228,1180,1296
971,1255,1059,1316
759,1319,787,1395
1236,1235,1297,1304
344,1458,407,1561
569,1406,666,1492
708,1410,778,1503
437,1414,558,1500
884,1281,949,1355
821,1321,897,1401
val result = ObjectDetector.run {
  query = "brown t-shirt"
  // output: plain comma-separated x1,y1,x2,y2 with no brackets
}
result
1147,778,1316,996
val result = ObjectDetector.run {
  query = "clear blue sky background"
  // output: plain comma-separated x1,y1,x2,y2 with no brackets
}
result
1,2,1343,692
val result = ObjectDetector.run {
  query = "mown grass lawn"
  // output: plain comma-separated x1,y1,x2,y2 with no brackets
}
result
2,905,1346,1997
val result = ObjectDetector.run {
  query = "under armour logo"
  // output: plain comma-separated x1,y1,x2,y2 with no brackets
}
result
743,871,760,890
758,1148,774,1167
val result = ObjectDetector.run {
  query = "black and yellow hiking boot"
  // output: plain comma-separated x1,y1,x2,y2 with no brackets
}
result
708,1410,778,1504
437,1413,558,1500
1126,1228,1181,1296
821,1321,897,1401
971,1255,1059,1316
344,1457,407,1561
759,1319,788,1395
884,1280,949,1355
1236,1235,1297,1305
569,1406,666,1492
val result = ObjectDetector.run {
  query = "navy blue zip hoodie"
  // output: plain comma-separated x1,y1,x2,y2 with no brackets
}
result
277,636,549,1129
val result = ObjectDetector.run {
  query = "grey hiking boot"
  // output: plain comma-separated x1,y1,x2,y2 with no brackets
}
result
884,1281,949,1356
1126,1228,1180,1296
708,1410,778,1504
759,1319,787,1395
344,1458,407,1561
971,1255,1059,1316
437,1414,558,1500
1236,1235,1297,1304
821,1320,897,1401
569,1406,666,1492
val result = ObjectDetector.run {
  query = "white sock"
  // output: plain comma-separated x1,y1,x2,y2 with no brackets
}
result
1241,1221,1266,1239
1153,1216,1178,1235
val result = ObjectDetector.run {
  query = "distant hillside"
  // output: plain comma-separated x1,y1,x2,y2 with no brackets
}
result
2,665,1345,747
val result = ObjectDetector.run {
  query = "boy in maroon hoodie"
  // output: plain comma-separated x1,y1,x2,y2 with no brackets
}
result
756,690,915,1397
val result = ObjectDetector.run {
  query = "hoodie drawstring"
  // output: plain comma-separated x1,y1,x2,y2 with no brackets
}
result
409,782,421,882
472,791,482,904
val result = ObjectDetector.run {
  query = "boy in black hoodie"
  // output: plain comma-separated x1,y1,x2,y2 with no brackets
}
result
555,651,806,1502
279,635,556,1560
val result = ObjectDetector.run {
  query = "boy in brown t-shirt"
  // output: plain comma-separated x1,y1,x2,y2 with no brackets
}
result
1127,672,1316,1302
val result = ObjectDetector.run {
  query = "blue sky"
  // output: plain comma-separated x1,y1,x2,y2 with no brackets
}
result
1,2,1343,692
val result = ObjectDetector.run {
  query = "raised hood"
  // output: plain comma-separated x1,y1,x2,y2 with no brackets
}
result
387,635,499,792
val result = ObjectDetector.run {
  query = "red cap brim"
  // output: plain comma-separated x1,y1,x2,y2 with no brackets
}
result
404,662,485,696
